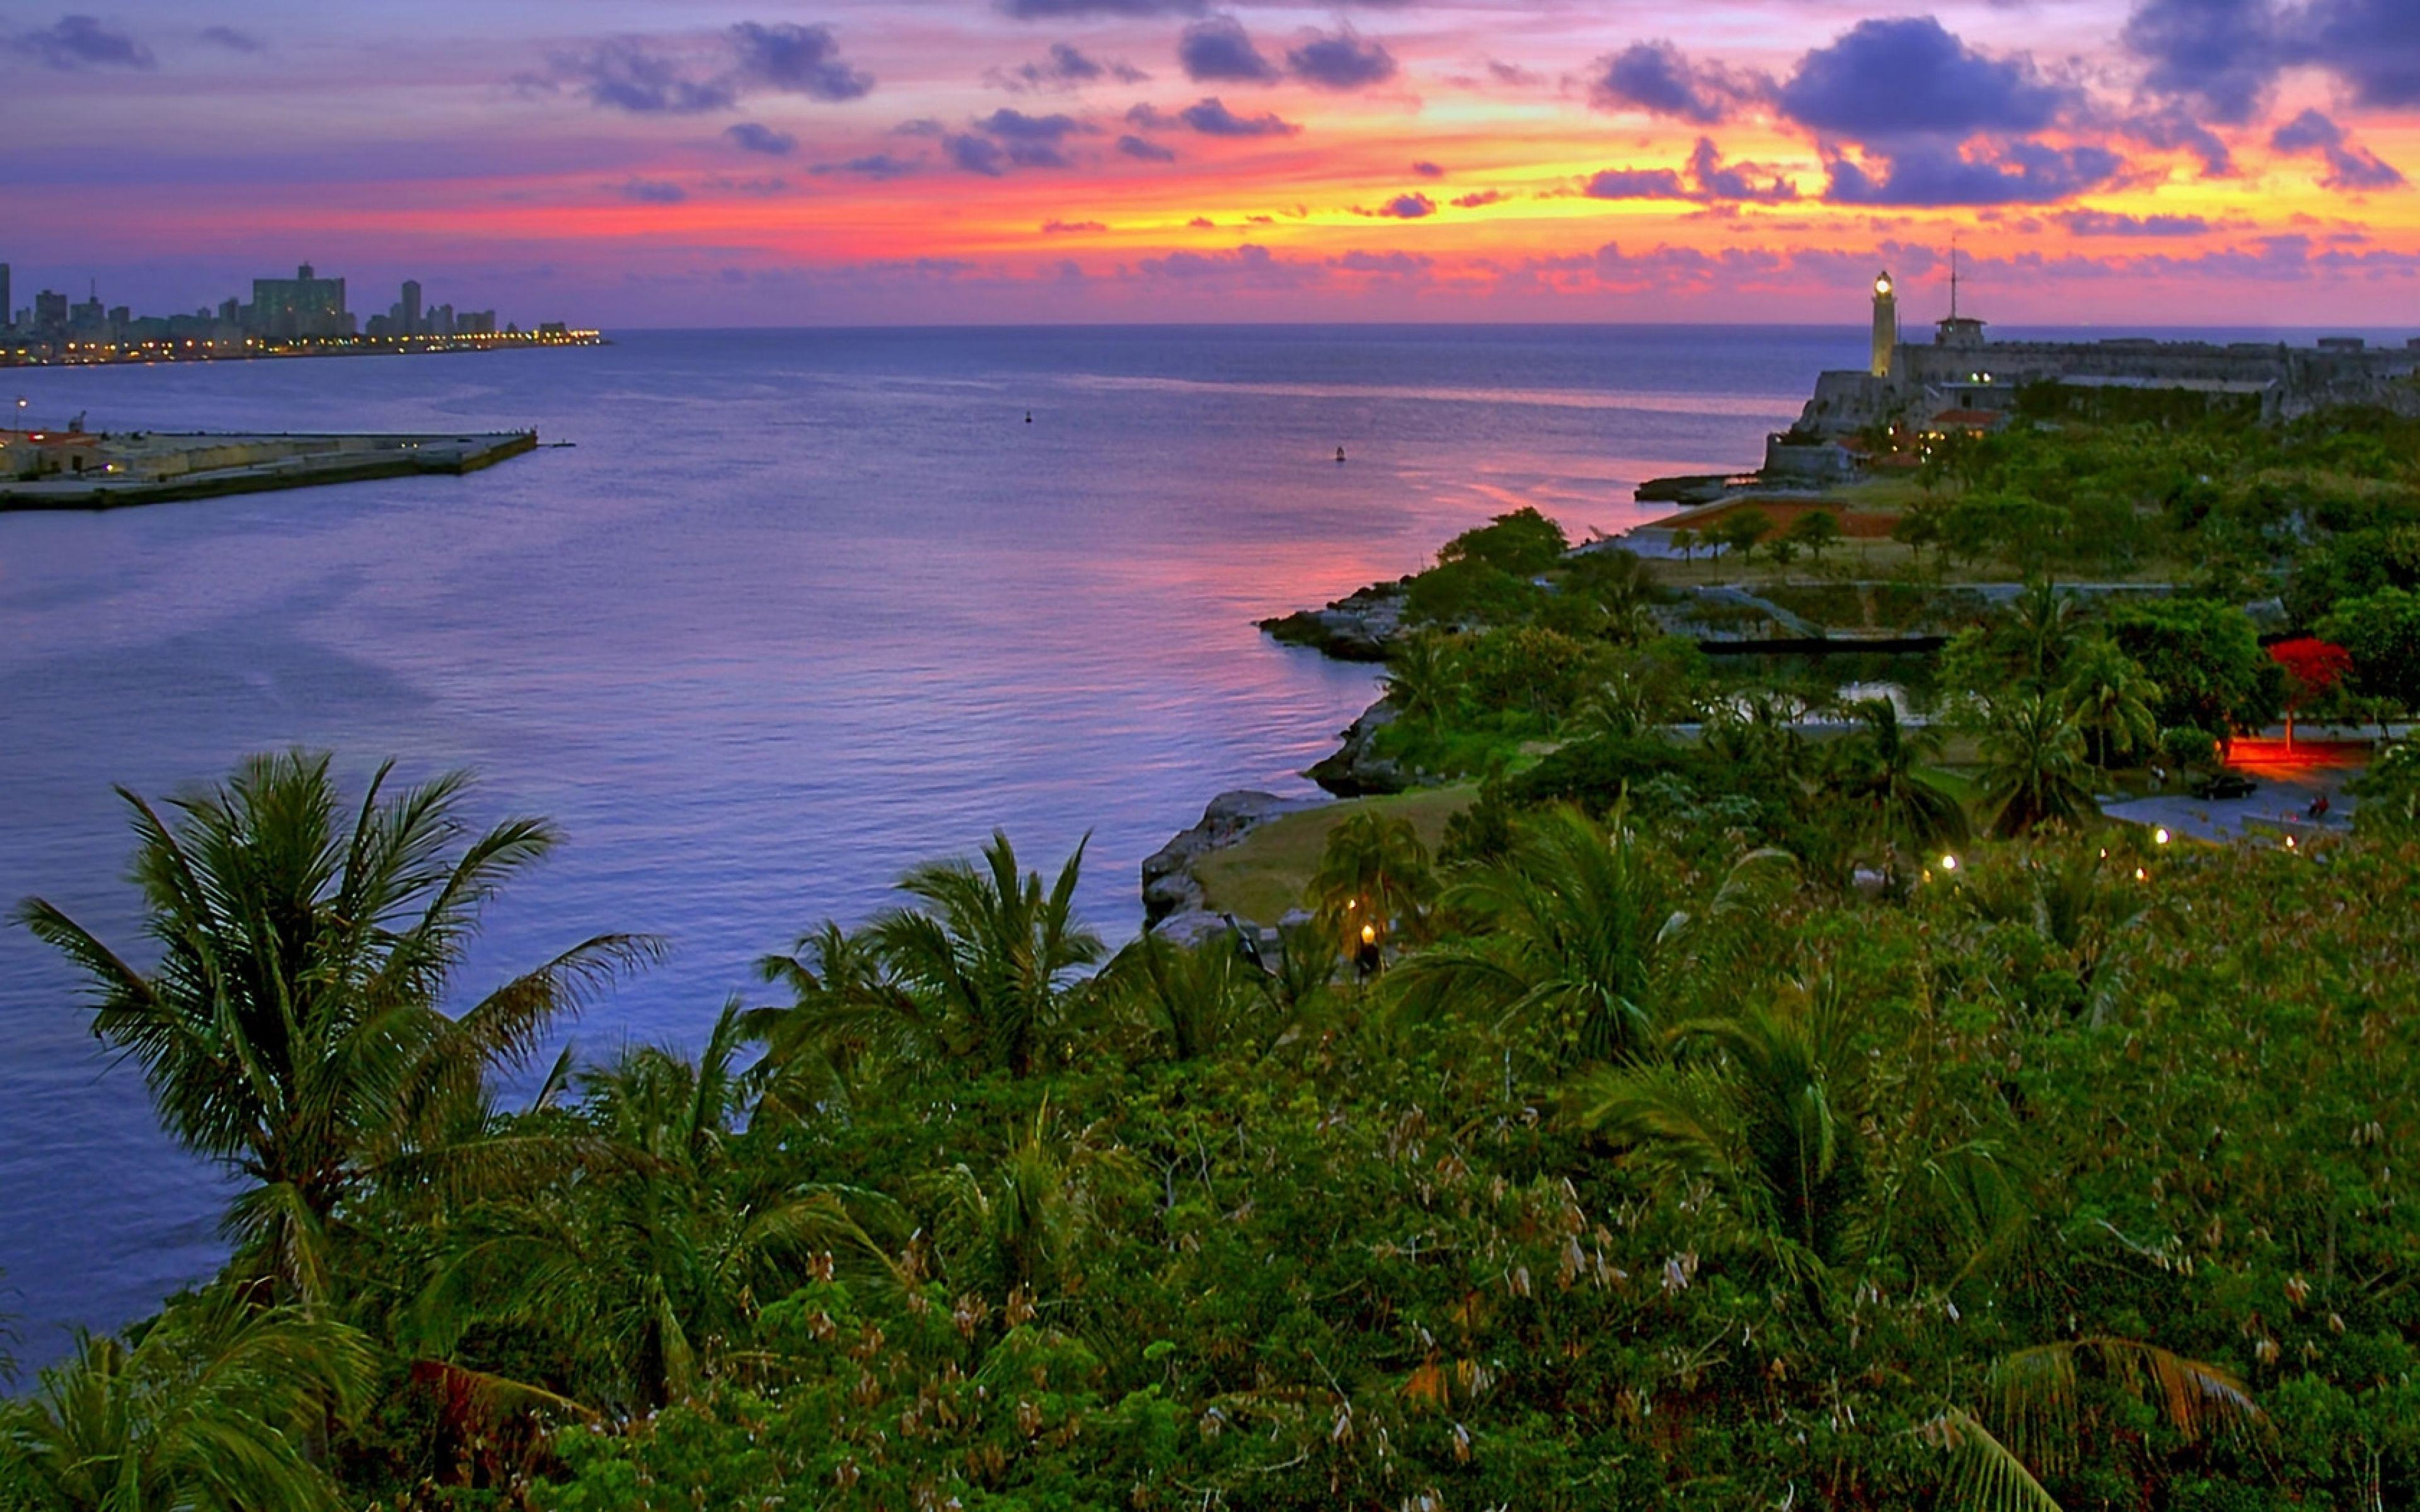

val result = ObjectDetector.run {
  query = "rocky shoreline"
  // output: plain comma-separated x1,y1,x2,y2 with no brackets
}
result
1138,789,1323,944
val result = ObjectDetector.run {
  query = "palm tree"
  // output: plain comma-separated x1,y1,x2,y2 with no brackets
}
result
1381,633,1465,725
1832,697,1969,886
2060,636,2162,768
14,752,660,1305
1306,810,1436,958
1569,985,1865,1274
926,1101,1139,1307
1392,805,1792,1068
1932,1338,2265,1511
1977,694,2100,837
1952,845,2150,1025
745,920,914,1121
417,1002,885,1411
769,833,1103,1080
2007,581,2083,689
1099,929,1270,1065
0,1290,373,1512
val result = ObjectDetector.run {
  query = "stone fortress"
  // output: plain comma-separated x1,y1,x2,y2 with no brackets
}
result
1773,259,2420,478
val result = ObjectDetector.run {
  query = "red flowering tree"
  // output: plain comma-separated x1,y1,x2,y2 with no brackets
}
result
2269,636,2353,745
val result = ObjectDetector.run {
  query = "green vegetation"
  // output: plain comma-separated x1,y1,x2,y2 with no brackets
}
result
13,746,2420,1510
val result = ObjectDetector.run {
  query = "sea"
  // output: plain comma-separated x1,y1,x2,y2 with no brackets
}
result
4,319,2331,1363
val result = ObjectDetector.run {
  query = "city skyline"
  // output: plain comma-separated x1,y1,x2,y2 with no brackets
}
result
1,1,2416,326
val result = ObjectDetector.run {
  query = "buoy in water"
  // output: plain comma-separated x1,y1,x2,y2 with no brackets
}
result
1335,446,1347,464
1025,411,1034,423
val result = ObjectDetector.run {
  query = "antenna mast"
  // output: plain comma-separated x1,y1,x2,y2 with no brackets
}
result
1949,241,1960,321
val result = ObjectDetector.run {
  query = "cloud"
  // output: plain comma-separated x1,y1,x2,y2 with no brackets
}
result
1179,16,1277,83
197,24,261,54
893,118,947,137
2120,108,2235,176
1451,189,1506,208
619,178,688,203
534,38,738,113
977,107,1089,142
989,41,1146,93
2271,107,2407,190
1778,18,2075,142
2122,0,2284,123
1823,140,2127,205
1179,96,1300,136
1286,26,1397,91
815,152,922,180
2055,207,2214,234
947,134,1009,175
2307,0,2420,109
1584,167,1691,201
1485,59,1543,88
18,14,154,70
998,0,1205,17
1686,138,1799,203
1189,215,1215,226
1117,133,1177,161
1135,244,1322,287
1411,161,1443,178
1360,192,1435,218
726,122,797,155
1589,41,1767,124
728,22,872,101
1584,137,1799,205
1042,218,1108,232
1333,250,1432,275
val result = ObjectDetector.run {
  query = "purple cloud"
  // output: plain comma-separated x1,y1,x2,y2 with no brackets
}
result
1179,16,1278,83
18,14,154,71
1590,41,1766,124
729,22,872,102
2271,108,2407,190
1287,28,1397,91
1180,96,1300,136
1364,192,1436,218
726,122,797,155
1778,18,2075,142
1117,133,1177,161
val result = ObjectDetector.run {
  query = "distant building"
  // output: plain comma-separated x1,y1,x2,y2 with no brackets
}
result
33,290,67,336
0,263,11,333
249,263,352,340
1790,265,2420,441
1870,270,1896,380
401,279,422,337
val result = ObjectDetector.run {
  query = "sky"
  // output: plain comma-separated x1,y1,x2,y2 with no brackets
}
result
4,0,2419,326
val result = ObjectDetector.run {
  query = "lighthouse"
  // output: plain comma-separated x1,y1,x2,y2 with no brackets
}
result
1870,270,1898,380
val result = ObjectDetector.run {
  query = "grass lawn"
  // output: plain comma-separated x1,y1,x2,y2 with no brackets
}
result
1193,785,1476,924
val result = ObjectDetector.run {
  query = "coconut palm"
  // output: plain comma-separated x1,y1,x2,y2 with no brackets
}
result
0,1290,374,1512
2060,636,2162,768
2007,581,2083,689
1099,929,1271,1065
744,920,914,1121
14,752,660,1306
926,1101,1141,1306
1381,633,1465,725
1306,810,1436,956
1976,694,2100,837
1392,805,1794,1068
1833,697,1969,885
1953,844,2150,1025
1932,1339,2265,1512
1569,983,1865,1273
771,833,1103,1080
417,1002,886,1411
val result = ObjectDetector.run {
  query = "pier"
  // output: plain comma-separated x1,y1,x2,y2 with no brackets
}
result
0,428,539,510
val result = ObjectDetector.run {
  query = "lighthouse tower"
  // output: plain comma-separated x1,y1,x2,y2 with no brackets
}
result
1870,270,1898,380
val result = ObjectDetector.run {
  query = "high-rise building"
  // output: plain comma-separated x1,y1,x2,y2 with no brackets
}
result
0,264,11,333
249,263,352,340
33,290,67,336
401,279,422,336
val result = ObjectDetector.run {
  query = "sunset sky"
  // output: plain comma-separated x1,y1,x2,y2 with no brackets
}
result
6,0,2419,326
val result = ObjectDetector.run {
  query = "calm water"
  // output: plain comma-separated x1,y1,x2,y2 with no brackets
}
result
0,324,1847,1360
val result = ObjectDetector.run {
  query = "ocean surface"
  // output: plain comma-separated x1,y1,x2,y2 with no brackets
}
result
0,324,1856,1360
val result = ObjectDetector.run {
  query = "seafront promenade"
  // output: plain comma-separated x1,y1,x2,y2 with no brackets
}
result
0,428,538,509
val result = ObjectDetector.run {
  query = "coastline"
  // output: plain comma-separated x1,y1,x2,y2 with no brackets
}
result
0,430,540,511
